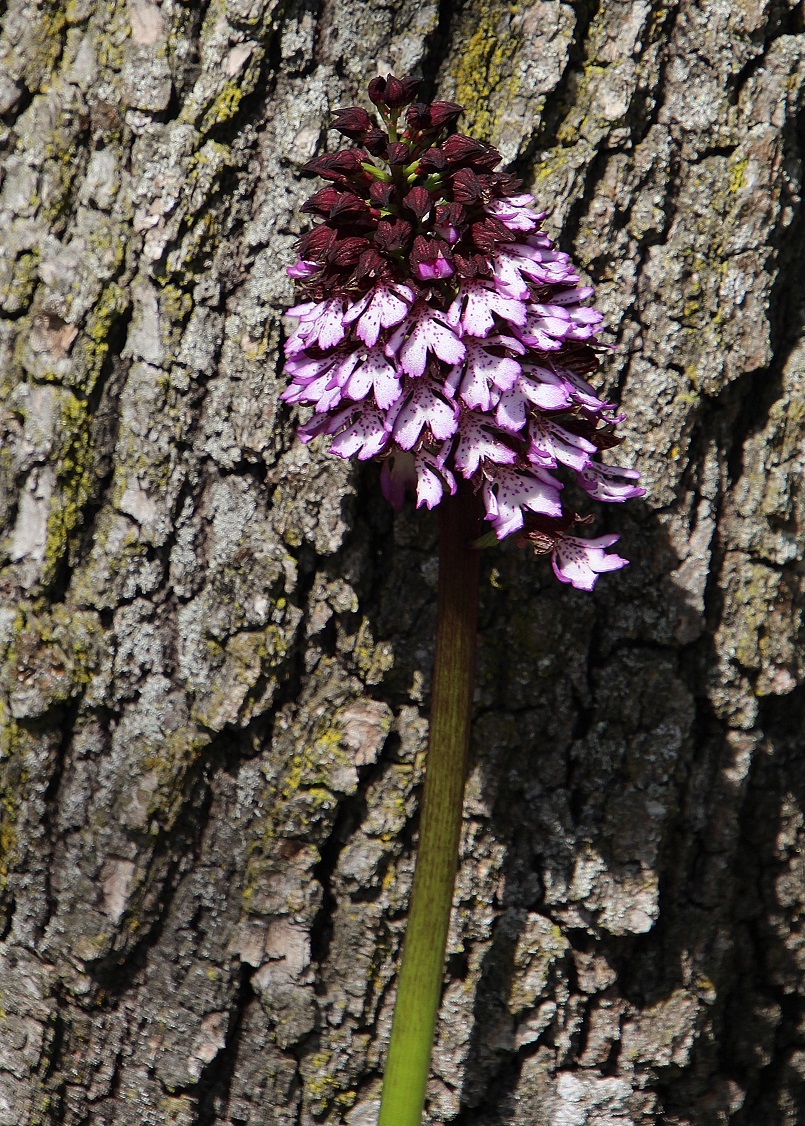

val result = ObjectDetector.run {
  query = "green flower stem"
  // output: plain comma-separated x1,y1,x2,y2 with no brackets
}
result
378,484,481,1126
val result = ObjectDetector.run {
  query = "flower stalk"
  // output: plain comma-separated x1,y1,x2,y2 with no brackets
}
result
378,483,481,1126
281,72,646,1124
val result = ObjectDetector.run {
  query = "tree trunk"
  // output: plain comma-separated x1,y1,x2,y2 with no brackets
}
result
1,1,803,1123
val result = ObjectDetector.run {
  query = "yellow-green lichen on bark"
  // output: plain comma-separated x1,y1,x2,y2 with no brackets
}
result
1,249,41,316
15,0,68,92
78,281,130,394
452,1,521,141
42,391,95,586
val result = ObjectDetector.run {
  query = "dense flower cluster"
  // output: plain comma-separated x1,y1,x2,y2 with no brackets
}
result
282,74,644,590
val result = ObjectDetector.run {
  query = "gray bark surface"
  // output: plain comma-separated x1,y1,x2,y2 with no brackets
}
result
0,0,804,1123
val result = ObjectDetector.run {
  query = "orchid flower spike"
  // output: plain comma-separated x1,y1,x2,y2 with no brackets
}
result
282,74,645,589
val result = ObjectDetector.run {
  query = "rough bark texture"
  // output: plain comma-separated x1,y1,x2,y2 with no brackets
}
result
0,0,804,1123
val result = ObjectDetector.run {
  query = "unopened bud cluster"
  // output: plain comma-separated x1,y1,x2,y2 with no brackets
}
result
282,75,644,589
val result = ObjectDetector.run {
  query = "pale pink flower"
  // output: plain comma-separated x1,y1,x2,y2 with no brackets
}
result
446,336,522,412
552,534,628,591
578,462,646,502
386,379,459,449
386,304,466,377
482,464,563,539
343,284,414,347
448,281,527,337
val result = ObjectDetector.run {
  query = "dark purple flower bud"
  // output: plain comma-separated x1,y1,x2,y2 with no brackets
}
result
489,172,523,196
374,219,413,253
301,185,344,217
303,150,366,183
470,216,516,253
367,77,387,105
450,167,484,205
368,74,421,109
410,235,454,281
442,134,501,169
402,186,432,220
404,100,462,132
428,101,463,129
387,142,410,165
330,192,371,221
355,248,392,281
369,181,395,207
364,128,389,156
417,147,446,173
405,103,432,130
384,75,422,109
453,251,491,278
298,224,338,261
327,235,370,266
331,106,375,139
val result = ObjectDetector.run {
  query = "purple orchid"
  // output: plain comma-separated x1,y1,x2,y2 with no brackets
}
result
551,534,629,591
281,76,644,589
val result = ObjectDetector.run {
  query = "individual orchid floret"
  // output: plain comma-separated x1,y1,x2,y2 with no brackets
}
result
448,280,527,337
486,194,542,231
343,284,414,346
410,236,455,281
482,464,563,539
386,378,458,449
386,304,466,377
528,414,598,472
286,258,321,279
447,336,522,412
342,347,402,410
452,412,517,477
413,448,457,509
495,364,573,432
552,533,628,591
578,461,645,503
282,73,644,589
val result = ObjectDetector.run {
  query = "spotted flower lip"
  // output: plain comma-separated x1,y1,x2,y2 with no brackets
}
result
551,533,628,591
282,74,645,589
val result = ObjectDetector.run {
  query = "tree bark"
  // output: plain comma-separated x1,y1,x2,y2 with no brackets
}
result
0,1,803,1123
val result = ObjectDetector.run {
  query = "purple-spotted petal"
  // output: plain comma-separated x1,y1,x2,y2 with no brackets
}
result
387,379,459,449
287,300,322,321
549,286,595,306
486,195,541,231
449,281,527,337
482,464,563,539
552,533,628,590
452,412,516,477
528,415,597,472
578,462,646,502
344,347,403,410
329,403,389,460
548,362,612,412
495,367,572,431
453,339,522,411
387,305,466,377
343,283,414,347
291,298,347,351
415,449,456,509
519,366,573,409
